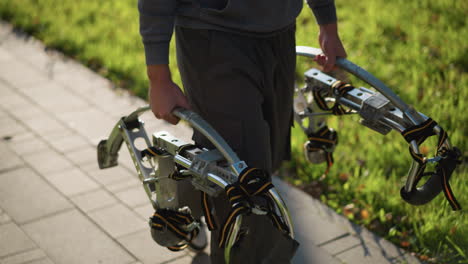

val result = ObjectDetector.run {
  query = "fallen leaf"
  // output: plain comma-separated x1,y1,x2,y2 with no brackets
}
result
343,203,355,216
400,241,410,247
385,213,393,221
420,145,430,155
339,173,350,182
360,209,370,219
449,226,457,235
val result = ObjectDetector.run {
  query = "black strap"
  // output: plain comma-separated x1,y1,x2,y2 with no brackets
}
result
438,147,462,210
215,167,288,248
150,209,198,251
306,126,338,175
313,80,354,116
401,119,461,210
141,146,166,158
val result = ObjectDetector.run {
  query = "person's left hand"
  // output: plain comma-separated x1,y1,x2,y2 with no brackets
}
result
314,23,347,72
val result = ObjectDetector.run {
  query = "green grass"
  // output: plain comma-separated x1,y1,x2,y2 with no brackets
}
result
1,0,466,262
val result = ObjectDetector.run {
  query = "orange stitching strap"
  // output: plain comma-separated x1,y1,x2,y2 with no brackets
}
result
201,192,217,231
438,148,462,211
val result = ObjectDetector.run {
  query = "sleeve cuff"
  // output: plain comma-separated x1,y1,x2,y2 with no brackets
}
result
144,42,170,65
310,3,337,25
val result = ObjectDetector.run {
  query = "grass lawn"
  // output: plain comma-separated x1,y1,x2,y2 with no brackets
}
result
1,0,466,262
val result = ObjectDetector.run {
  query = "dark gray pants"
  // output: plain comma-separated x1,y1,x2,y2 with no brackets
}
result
175,26,297,264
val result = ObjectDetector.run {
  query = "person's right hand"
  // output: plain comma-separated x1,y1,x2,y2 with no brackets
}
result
147,65,191,125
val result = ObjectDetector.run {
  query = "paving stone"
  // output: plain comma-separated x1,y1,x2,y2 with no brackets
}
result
23,149,74,175
0,248,47,264
0,212,12,224
46,168,100,196
46,130,90,153
25,258,55,264
0,58,48,89
0,46,15,62
0,222,36,257
288,195,349,246
0,115,27,138
82,162,135,187
49,57,109,93
3,37,56,77
27,81,90,113
22,209,135,264
348,223,408,260
133,203,154,220
0,78,13,93
115,185,149,208
0,167,72,223
88,90,139,119
183,252,211,264
7,101,44,121
0,142,24,172
165,255,196,264
292,243,342,264
22,114,68,136
71,189,117,212
64,146,97,167
4,132,49,156
76,81,120,104
334,243,404,264
319,234,361,256
88,203,146,238
0,90,31,110
56,108,116,143
118,229,187,264
106,177,141,193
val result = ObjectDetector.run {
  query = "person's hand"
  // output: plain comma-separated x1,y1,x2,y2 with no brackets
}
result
314,23,347,72
147,65,190,125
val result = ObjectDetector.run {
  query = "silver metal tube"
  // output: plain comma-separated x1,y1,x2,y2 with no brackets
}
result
380,117,406,133
207,173,230,188
123,105,151,123
337,97,362,110
173,155,191,169
268,189,295,238
404,140,422,192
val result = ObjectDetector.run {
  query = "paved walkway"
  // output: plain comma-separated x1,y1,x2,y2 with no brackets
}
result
0,21,422,264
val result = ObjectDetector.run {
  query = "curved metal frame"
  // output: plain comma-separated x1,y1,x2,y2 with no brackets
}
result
295,46,454,198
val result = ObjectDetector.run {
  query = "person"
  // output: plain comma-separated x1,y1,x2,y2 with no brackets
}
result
138,0,347,263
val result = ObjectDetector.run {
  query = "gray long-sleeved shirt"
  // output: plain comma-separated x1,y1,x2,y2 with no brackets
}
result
139,0,337,65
